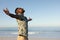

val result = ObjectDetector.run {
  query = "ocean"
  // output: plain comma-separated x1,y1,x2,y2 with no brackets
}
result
0,27,60,38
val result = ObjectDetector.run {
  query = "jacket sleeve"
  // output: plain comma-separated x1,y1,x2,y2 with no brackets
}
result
8,13,19,19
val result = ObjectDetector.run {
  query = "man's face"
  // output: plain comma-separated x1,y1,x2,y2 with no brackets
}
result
16,8,24,14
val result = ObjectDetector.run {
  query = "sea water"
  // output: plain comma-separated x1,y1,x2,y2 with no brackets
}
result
0,27,60,38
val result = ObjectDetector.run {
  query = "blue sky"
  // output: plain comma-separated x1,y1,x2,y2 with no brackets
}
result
0,0,60,27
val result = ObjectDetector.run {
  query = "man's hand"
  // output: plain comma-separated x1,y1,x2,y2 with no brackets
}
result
28,17,32,21
3,8,9,15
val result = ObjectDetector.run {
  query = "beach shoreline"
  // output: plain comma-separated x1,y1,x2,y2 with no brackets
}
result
0,36,60,40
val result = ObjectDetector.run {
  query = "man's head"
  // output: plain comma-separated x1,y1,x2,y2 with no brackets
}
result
15,8,25,15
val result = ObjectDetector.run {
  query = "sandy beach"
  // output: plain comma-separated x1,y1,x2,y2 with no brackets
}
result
0,37,60,40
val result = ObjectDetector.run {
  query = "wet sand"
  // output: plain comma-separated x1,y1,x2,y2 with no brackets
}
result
0,37,60,40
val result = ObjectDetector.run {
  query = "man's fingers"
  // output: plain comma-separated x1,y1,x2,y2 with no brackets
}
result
3,9,5,12
3,8,9,12
3,8,8,11
3,8,9,14
3,9,6,12
6,8,8,10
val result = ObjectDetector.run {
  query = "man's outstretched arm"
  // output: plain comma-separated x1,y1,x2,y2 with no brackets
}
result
3,8,19,19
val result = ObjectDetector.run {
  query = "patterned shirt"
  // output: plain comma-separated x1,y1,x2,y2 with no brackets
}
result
8,14,28,37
